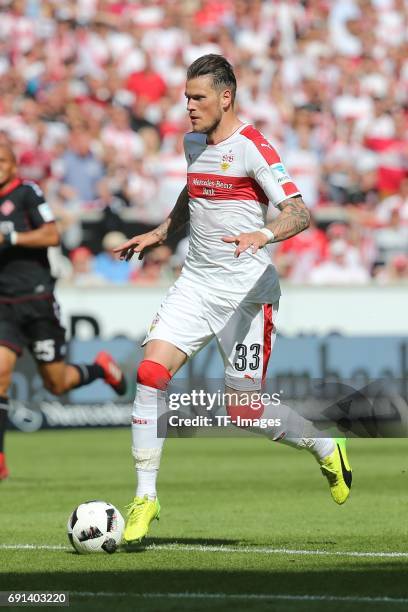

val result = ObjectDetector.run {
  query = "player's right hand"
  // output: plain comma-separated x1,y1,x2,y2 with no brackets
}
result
113,230,165,261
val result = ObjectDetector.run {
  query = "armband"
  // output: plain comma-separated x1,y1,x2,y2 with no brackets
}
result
2,231,18,246
258,227,275,243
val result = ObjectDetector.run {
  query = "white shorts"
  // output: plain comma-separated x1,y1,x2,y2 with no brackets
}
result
143,280,279,391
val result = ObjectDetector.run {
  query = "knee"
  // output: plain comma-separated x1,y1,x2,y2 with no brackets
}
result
43,377,66,396
224,382,264,425
137,360,172,390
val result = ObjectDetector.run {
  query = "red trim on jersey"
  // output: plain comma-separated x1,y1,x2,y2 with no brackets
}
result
0,178,21,198
282,182,300,198
187,173,268,205
262,304,273,382
0,340,23,356
0,292,53,304
240,126,280,165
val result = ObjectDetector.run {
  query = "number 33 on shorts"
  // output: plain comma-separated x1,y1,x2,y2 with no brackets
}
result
222,302,279,390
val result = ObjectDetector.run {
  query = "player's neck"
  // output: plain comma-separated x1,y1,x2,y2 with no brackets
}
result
206,115,243,146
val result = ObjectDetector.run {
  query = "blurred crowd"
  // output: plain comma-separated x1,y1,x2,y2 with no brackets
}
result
0,0,407,285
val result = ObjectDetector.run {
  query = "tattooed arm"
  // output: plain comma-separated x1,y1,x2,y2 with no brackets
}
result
140,185,189,243
114,185,189,260
222,195,310,257
266,195,310,242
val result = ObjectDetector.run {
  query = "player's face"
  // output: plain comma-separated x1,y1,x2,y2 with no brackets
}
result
0,148,16,188
185,76,224,134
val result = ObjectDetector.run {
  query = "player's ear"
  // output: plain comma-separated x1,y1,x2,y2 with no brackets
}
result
222,89,232,110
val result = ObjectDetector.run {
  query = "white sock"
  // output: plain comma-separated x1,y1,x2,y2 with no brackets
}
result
306,437,336,460
241,401,336,460
131,383,167,499
136,469,159,500
278,435,335,460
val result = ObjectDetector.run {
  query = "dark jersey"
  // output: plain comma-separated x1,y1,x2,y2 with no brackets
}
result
0,178,56,300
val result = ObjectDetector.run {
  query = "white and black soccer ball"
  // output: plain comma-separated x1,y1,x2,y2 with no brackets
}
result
67,500,124,554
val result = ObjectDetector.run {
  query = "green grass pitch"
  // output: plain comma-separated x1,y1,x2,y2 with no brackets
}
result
1,429,408,611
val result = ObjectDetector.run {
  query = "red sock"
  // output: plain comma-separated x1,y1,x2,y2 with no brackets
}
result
226,403,265,426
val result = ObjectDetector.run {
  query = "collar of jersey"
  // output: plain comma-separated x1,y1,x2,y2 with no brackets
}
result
0,177,21,197
206,122,249,146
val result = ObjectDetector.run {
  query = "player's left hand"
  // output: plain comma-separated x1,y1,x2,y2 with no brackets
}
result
222,231,269,257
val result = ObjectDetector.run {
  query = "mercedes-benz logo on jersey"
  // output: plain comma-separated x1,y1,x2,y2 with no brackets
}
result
220,149,234,171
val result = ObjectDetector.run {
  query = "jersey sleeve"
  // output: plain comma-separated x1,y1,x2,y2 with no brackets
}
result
243,129,301,207
23,182,55,228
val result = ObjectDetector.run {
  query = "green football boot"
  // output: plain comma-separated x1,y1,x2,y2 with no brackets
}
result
124,495,160,543
319,438,352,505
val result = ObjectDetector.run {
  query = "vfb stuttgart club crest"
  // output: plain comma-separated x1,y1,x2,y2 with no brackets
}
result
220,150,234,171
0,200,15,216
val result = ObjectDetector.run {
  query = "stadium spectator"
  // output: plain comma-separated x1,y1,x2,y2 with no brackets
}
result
152,133,187,219
93,231,131,283
275,215,328,282
308,239,370,285
373,206,408,263
326,222,367,268
126,53,167,103
124,157,161,224
375,254,408,284
55,130,104,203
100,105,144,165
284,126,321,208
376,177,408,225
68,246,105,287
0,0,406,283
130,245,173,286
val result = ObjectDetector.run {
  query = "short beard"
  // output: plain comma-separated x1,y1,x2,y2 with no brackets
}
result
198,112,223,136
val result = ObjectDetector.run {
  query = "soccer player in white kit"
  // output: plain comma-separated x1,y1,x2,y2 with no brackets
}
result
115,55,352,544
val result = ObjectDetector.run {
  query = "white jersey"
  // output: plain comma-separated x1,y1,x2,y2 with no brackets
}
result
180,123,301,303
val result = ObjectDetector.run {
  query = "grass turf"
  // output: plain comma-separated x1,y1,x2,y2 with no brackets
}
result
1,429,408,611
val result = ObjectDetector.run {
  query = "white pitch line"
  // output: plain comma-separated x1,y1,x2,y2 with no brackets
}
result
0,544,67,550
71,592,408,605
146,543,408,558
1,542,408,558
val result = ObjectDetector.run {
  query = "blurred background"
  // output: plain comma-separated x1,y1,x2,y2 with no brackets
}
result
2,0,407,428
1,0,407,288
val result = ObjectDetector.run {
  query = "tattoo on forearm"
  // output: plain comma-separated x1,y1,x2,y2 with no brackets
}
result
153,223,168,241
269,196,310,241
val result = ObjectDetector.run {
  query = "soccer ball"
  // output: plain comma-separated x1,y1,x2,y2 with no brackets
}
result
67,500,124,554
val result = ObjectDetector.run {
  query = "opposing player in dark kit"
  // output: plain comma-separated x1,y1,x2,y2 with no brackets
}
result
0,144,127,480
